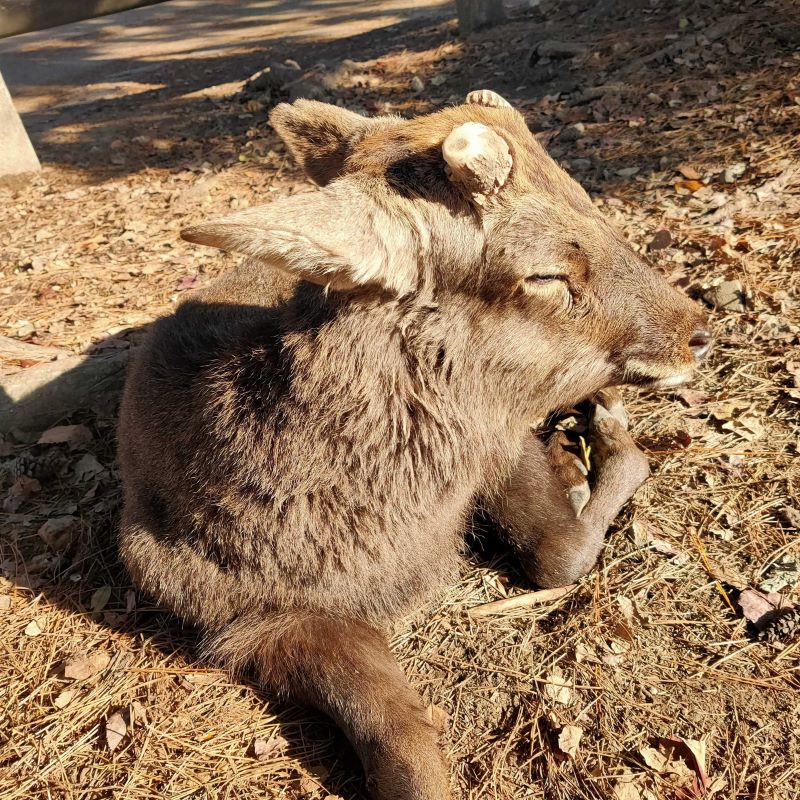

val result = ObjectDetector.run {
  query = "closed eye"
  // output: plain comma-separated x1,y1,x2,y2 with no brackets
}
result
525,274,565,284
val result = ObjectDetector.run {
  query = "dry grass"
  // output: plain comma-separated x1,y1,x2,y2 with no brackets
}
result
1,1,799,799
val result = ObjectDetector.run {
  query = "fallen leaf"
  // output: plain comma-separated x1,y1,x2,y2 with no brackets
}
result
0,595,11,611
677,164,702,180
73,454,107,482
38,516,77,550
425,703,449,732
91,585,112,613
779,507,800,529
659,735,710,794
54,688,76,709
63,651,111,680
759,555,799,593
675,179,704,193
613,777,641,800
130,700,147,727
543,669,573,705
105,711,127,752
24,618,45,636
38,424,93,449
721,416,764,442
558,724,583,757
641,745,668,771
676,387,709,407
253,734,289,761
3,477,41,513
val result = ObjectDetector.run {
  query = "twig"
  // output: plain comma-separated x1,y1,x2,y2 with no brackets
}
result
468,585,577,618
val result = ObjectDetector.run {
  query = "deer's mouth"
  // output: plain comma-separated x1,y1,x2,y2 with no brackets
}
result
622,358,696,390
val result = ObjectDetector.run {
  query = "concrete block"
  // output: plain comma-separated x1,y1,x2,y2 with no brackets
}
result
0,70,40,180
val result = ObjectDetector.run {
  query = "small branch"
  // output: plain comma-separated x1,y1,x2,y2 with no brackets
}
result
468,584,577,619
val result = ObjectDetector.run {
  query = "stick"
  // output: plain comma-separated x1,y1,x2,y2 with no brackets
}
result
468,584,577,619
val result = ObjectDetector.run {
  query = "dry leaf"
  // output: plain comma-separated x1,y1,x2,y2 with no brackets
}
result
54,688,76,709
759,555,799,593
0,595,11,611
676,387,709,407
253,734,289,761
4,476,41,513
73,454,107,482
543,669,573,705
558,724,583,757
24,618,44,636
641,746,668,771
105,711,127,752
91,585,112,613
183,671,220,687
130,700,147,727
613,777,641,800
38,424,93,449
721,416,764,442
425,703,449,732
677,164,702,180
739,589,781,630
63,651,111,680
38,516,77,550
675,179,704,193
659,735,710,794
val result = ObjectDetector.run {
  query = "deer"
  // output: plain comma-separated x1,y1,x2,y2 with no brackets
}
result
117,90,712,800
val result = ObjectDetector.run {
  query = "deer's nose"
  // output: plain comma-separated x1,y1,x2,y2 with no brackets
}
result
689,328,713,362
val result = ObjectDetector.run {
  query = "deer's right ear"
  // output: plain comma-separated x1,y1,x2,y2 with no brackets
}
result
271,100,387,186
181,180,419,295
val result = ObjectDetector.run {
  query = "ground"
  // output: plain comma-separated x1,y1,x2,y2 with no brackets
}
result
0,1,799,799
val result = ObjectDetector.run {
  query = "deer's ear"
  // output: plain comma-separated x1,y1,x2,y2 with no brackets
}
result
270,100,394,186
181,181,418,295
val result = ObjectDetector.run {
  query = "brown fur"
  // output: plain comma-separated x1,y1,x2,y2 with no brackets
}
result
117,96,709,799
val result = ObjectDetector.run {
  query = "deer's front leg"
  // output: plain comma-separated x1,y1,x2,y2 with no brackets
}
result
486,389,650,588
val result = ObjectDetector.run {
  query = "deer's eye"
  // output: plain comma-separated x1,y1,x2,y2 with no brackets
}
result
521,274,572,309
524,274,563,285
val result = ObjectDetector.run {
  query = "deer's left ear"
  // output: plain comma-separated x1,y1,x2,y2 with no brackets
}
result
271,100,399,186
443,122,512,203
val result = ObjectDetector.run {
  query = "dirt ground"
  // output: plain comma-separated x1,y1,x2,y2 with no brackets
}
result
1,0,799,799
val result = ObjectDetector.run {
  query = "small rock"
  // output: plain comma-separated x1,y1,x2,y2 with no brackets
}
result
38,516,77,551
286,78,328,103
570,158,592,171
410,75,425,93
24,618,45,636
703,279,745,311
722,162,746,183
616,166,640,178
244,62,301,93
558,122,585,142
63,651,111,680
54,688,77,709
647,229,672,251
105,711,127,752
532,40,588,62
430,74,447,87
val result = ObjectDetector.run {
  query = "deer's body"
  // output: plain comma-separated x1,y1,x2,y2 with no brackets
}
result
118,93,710,799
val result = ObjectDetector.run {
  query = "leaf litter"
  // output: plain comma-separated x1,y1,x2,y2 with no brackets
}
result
0,1,799,799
